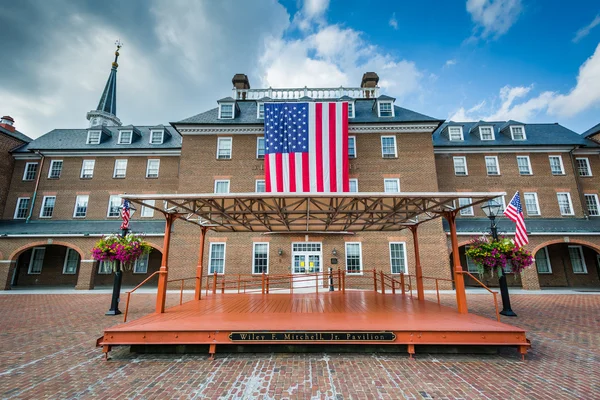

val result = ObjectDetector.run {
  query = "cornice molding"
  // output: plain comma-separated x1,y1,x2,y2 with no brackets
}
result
175,123,439,135
14,150,180,158
433,146,575,154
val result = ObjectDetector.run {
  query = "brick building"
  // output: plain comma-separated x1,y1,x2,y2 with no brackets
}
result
1,49,599,291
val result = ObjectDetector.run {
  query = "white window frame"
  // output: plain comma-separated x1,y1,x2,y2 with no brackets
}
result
256,137,265,159
458,198,474,216
214,179,230,194
216,137,232,159
377,101,394,117
345,242,363,274
484,156,500,175
568,245,588,274
479,126,495,141
80,160,95,179
23,162,38,181
557,192,574,216
107,195,121,218
62,248,79,275
118,130,133,144
453,156,468,176
257,102,265,119
218,103,234,119
516,156,532,175
149,129,165,145
523,192,541,216
448,126,464,141
381,136,397,158
14,197,30,219
113,159,128,178
576,157,592,177
141,200,156,218
348,101,355,119
39,196,56,218
549,155,565,175
255,179,266,193
133,252,150,274
535,247,552,274
48,160,63,179
383,178,400,193
584,194,600,216
349,178,358,193
252,242,270,275
464,246,479,273
389,242,407,275
98,260,112,274
510,126,526,140
86,130,101,144
146,159,160,178
348,136,357,158
208,243,226,275
73,195,89,218
28,247,46,274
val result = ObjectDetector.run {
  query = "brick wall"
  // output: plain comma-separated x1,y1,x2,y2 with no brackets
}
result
0,134,27,218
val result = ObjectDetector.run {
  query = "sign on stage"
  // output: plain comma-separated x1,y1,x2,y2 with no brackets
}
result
229,331,396,342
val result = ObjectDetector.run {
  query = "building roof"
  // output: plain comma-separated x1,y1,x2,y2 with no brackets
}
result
434,121,597,147
442,218,600,235
0,220,165,236
174,99,441,125
582,122,600,138
0,124,32,143
13,125,182,153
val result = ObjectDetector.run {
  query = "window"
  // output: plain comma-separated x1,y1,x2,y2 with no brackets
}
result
98,260,112,274
118,130,133,144
141,200,155,218
256,137,265,159
150,130,164,144
453,156,468,176
535,247,552,274
557,192,574,215
479,126,494,140
576,158,592,177
214,180,230,193
134,252,149,274
73,195,89,218
255,180,266,193
219,103,234,119
113,159,127,178
146,159,160,178
209,243,226,274
14,197,30,219
516,156,532,175
257,103,265,119
510,126,526,140
23,162,38,181
40,196,56,218
348,102,355,118
585,194,600,216
28,247,45,274
217,137,232,159
458,198,474,216
80,160,95,179
485,156,500,175
253,243,269,274
381,136,397,158
378,102,393,117
349,179,358,193
549,156,565,175
568,246,587,274
523,193,540,216
448,126,464,141
389,242,407,274
464,246,479,273
86,130,101,144
63,248,80,274
384,178,400,193
107,195,121,217
48,160,63,179
345,242,362,274
348,136,356,158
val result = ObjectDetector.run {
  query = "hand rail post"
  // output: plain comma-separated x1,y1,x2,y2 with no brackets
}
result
493,292,500,322
262,272,265,294
205,275,209,297
266,275,270,294
380,271,385,294
123,292,131,322
400,274,405,295
408,275,413,299
315,273,318,294
436,279,440,305
391,278,396,294
342,270,346,292
221,276,225,294
212,272,217,294
373,269,378,293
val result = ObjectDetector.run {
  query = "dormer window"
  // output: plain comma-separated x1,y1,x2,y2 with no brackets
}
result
378,102,394,117
257,103,265,119
448,126,464,141
510,126,526,140
150,130,164,144
479,126,495,140
87,130,101,144
348,102,355,118
219,103,234,119
118,130,133,144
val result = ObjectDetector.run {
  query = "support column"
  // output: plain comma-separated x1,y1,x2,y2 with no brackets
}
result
156,213,174,313
409,225,424,301
445,211,468,314
0,260,16,290
75,260,96,290
195,226,208,300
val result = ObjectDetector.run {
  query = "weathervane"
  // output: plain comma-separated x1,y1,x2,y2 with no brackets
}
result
112,39,123,68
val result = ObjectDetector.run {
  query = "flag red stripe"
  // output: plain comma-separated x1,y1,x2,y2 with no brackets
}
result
329,102,337,192
342,102,349,192
265,155,271,192
275,152,284,192
289,152,296,192
315,103,324,192
302,152,310,191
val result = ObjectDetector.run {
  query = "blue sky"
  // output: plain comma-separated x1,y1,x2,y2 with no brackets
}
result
1,0,599,137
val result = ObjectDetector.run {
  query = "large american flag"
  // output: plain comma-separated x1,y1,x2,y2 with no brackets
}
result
120,199,131,230
264,102,349,192
503,192,528,248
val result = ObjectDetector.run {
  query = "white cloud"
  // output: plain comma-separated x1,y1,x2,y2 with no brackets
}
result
445,59,457,67
389,13,398,30
466,0,522,40
573,14,600,43
294,0,330,30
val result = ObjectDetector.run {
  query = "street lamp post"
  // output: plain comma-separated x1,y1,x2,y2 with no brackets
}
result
481,200,517,317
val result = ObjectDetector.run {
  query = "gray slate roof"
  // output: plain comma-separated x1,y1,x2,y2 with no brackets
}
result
434,121,597,147
0,125,32,143
582,122,600,138
442,218,600,234
0,220,165,236
13,126,182,153
174,99,441,125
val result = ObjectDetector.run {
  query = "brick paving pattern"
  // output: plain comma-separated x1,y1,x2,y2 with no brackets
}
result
0,292,599,399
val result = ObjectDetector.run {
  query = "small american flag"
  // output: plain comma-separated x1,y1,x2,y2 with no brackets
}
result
503,192,528,248
264,102,349,192
120,199,131,230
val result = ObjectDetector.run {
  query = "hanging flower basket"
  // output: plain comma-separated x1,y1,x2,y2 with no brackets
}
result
464,236,534,277
91,233,152,272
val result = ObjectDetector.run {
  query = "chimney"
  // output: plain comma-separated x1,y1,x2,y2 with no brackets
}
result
0,115,15,132
360,72,379,98
232,74,250,100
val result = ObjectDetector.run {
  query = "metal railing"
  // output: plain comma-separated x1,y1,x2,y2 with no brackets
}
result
234,86,379,100
458,271,501,322
123,270,164,323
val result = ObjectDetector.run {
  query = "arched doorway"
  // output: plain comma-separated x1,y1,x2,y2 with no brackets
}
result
93,247,163,288
534,243,600,288
450,244,523,288
11,244,83,288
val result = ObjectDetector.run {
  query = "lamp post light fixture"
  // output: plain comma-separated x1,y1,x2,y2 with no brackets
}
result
278,248,283,256
481,199,517,317
332,248,338,256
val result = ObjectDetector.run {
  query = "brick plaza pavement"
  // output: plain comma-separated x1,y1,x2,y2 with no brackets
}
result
0,291,598,399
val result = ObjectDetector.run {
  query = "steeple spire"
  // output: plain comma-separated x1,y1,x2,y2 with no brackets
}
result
86,40,123,127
